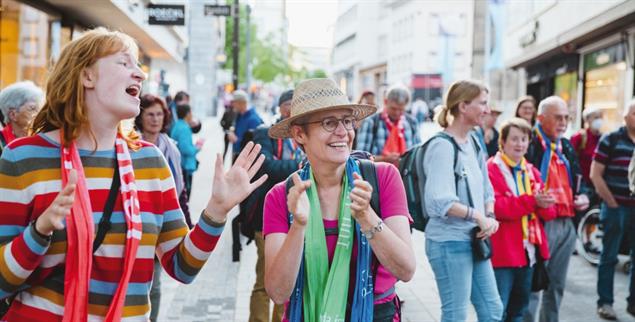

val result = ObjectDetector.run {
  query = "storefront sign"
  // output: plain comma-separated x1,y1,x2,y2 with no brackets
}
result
147,4,185,26
204,5,232,17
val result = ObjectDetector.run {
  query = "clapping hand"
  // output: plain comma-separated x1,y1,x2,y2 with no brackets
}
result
35,170,77,236
349,172,374,222
205,142,268,222
287,173,311,227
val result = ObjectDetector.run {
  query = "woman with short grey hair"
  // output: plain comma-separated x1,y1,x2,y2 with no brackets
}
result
0,81,44,149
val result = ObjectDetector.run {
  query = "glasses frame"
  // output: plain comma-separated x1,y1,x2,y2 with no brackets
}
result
298,116,357,132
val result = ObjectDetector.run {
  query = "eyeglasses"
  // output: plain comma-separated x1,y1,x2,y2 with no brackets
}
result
300,116,357,132
17,103,39,114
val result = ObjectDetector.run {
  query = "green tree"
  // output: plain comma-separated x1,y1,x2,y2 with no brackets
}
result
223,0,255,85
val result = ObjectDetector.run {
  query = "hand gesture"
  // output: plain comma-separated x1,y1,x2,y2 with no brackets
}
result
535,191,556,209
349,172,373,222
476,215,499,239
205,142,268,221
384,153,400,164
35,170,77,236
573,194,590,211
287,173,311,227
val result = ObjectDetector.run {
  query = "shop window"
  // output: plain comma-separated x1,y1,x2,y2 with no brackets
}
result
583,42,629,133
554,71,578,125
0,0,51,89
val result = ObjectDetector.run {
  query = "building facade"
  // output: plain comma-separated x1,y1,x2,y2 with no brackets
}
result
0,0,225,117
501,0,635,132
331,0,474,106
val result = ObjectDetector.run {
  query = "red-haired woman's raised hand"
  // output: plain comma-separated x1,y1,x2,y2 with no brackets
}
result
205,142,268,222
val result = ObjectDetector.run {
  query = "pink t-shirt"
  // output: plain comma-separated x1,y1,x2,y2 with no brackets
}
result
263,162,411,310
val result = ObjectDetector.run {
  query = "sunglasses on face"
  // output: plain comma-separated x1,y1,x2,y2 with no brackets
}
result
300,116,357,132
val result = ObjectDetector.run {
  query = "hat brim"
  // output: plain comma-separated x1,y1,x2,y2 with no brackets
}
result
268,103,377,139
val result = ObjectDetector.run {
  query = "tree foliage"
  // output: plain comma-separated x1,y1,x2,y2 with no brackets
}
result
223,1,324,86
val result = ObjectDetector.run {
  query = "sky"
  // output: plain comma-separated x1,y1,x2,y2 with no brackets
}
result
285,0,339,48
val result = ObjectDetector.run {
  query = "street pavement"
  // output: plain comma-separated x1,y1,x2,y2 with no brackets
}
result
157,118,635,322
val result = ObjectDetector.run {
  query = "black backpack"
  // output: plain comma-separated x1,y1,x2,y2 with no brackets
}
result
399,131,481,232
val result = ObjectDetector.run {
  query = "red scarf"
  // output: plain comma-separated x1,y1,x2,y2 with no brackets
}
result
61,134,142,322
1,123,17,145
380,112,407,155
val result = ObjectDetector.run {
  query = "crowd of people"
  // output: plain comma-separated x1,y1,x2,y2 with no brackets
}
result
0,27,634,322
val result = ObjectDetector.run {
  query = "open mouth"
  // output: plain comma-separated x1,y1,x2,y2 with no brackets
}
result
125,84,141,97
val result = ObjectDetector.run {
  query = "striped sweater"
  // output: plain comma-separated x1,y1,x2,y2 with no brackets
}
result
0,134,224,321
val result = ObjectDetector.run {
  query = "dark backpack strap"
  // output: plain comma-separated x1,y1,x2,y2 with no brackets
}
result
93,165,120,253
358,159,380,214
433,132,461,191
357,159,384,290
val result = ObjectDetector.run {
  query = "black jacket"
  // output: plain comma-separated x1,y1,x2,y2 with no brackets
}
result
525,134,590,196
246,124,302,232
220,108,237,131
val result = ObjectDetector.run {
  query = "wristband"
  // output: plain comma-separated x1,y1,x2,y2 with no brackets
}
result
31,218,52,241
202,209,227,226
363,220,383,240
464,207,474,221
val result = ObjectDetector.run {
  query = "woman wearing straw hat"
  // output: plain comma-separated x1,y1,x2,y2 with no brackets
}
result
263,78,415,322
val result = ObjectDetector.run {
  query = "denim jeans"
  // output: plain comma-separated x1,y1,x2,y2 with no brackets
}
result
597,203,635,306
495,266,533,322
426,239,503,322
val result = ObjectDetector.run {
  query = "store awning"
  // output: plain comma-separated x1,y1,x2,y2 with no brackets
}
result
39,0,184,62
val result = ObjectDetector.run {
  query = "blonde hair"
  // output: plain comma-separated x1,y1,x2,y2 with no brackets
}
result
31,27,140,149
437,80,489,128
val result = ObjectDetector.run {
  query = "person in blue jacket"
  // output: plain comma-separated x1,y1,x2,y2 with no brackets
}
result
170,104,200,199
227,90,263,162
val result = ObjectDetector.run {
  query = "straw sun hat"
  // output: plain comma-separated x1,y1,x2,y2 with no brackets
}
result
268,78,377,139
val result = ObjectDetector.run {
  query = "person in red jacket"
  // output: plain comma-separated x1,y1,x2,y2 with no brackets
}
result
487,117,557,322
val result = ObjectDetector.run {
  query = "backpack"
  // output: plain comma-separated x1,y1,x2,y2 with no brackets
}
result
399,131,481,232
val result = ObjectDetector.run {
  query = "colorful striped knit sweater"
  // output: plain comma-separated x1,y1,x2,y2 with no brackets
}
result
0,134,224,321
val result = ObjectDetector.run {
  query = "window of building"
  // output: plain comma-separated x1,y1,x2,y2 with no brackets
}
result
583,42,629,133
0,0,54,89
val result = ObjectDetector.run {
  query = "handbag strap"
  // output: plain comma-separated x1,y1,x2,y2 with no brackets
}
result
93,165,120,253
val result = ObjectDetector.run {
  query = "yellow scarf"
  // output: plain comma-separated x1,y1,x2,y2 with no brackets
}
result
500,152,542,244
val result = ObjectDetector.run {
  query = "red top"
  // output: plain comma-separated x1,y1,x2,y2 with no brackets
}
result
570,128,601,184
487,157,557,268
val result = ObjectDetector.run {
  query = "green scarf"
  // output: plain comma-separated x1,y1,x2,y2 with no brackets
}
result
303,169,355,322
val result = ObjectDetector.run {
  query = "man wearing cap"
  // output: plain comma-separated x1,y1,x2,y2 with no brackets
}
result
227,90,263,161
571,107,604,186
355,83,420,165
247,89,302,322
